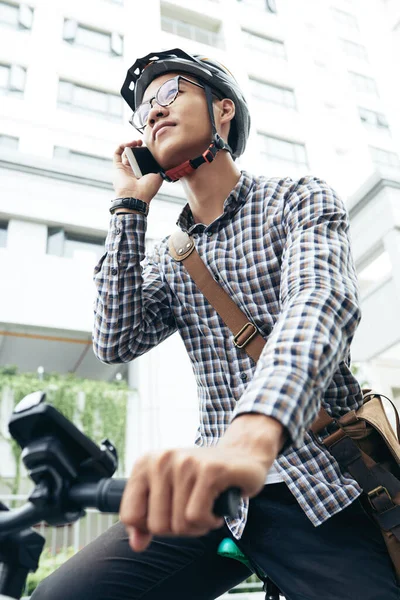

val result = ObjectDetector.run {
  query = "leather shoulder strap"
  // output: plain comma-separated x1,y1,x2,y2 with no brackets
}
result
169,230,265,363
169,229,332,428
169,230,196,261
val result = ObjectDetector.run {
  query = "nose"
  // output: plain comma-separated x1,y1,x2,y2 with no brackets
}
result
147,101,169,126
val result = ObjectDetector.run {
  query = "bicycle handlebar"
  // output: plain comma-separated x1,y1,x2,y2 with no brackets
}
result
69,478,241,517
0,394,241,599
69,478,241,516
69,478,127,513
0,479,241,539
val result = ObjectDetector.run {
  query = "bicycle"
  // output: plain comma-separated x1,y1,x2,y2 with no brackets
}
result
0,391,281,600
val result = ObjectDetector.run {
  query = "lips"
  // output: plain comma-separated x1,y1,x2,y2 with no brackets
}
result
153,121,176,140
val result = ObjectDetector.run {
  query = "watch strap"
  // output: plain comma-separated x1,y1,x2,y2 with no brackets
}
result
110,197,149,216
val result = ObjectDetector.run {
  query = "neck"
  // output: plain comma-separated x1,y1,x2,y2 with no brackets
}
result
180,150,241,225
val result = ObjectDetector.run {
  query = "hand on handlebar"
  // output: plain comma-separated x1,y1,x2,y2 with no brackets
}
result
119,445,269,553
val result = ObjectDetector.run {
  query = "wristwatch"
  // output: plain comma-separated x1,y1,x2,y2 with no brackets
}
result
109,197,149,216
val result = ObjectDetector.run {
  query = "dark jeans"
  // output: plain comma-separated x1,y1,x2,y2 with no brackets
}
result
31,483,399,600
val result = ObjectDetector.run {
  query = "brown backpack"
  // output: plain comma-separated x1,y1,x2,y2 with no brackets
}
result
311,389,400,578
169,230,400,579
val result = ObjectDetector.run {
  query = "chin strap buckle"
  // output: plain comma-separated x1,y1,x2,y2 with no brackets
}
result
162,161,196,182
161,136,230,183
202,147,215,163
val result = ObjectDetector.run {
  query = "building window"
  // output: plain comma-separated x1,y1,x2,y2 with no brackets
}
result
54,146,112,168
242,29,286,59
0,133,18,149
357,249,392,297
0,1,33,30
359,107,389,129
47,229,105,262
349,72,378,95
63,20,123,56
332,8,359,31
0,63,26,96
0,221,7,248
237,0,277,12
258,133,308,167
58,80,123,120
370,147,400,168
161,14,224,48
250,78,296,109
340,39,368,61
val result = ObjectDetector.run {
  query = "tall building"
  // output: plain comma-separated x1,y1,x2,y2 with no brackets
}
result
1,0,399,474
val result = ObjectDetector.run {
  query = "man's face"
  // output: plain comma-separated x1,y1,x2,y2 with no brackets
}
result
141,72,214,171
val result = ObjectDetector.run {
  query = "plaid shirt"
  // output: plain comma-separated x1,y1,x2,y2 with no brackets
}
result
93,171,363,539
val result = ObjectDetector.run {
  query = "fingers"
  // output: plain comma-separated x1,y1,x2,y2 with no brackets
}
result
119,457,151,551
119,448,263,553
127,527,152,553
171,456,224,535
146,451,173,536
113,139,143,165
145,452,214,539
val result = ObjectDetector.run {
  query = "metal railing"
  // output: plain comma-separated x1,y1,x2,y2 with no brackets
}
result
0,494,118,556
161,15,224,49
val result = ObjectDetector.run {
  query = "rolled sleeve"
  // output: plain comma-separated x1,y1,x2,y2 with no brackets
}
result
232,177,361,447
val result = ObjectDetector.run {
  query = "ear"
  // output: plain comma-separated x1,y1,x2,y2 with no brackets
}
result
215,98,235,125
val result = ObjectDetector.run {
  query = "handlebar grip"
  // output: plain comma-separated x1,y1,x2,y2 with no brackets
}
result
96,478,127,513
97,481,241,517
69,479,240,518
213,487,241,518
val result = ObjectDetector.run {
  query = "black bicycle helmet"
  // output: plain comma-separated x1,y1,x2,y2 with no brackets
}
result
121,48,251,159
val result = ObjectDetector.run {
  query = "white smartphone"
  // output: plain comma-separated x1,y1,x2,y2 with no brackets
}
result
124,146,161,178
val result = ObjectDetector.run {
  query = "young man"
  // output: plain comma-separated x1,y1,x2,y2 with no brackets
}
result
32,49,398,599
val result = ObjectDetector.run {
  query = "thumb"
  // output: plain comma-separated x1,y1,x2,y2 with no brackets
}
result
127,526,153,553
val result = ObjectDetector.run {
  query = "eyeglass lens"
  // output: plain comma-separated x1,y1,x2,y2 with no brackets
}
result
134,78,179,129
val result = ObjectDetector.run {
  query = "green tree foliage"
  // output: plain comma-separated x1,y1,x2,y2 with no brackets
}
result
25,547,76,595
0,366,129,494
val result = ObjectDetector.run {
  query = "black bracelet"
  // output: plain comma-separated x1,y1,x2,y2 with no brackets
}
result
110,197,149,216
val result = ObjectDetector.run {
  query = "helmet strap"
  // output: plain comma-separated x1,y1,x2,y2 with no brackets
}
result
160,84,233,183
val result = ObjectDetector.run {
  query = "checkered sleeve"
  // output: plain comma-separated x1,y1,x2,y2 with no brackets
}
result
232,177,361,447
92,214,176,364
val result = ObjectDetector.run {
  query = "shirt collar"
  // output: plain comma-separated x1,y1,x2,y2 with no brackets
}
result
176,170,255,234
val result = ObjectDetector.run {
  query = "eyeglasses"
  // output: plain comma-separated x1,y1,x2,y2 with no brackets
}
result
129,75,206,132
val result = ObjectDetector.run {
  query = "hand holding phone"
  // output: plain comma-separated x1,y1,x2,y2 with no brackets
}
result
113,142,163,204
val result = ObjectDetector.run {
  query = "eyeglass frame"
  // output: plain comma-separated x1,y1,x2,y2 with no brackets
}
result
129,75,221,133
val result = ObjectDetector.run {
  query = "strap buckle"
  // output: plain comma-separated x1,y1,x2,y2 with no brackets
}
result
163,160,195,182
202,148,215,163
368,486,392,510
233,322,257,349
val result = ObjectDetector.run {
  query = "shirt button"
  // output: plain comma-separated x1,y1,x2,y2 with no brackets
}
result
115,228,121,235
206,231,213,238
111,268,118,276
214,274,220,282
240,373,248,381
